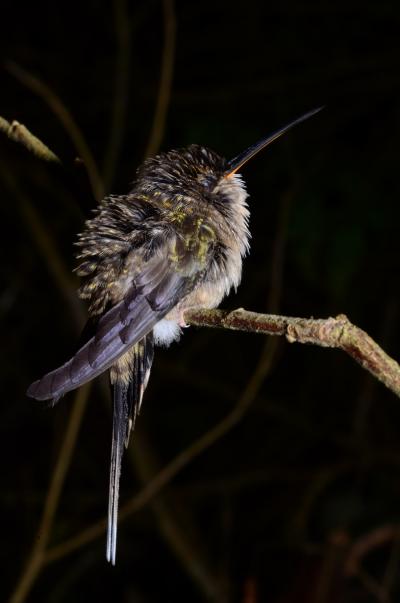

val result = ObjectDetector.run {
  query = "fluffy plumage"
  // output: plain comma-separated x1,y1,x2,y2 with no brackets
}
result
27,144,250,564
27,107,321,564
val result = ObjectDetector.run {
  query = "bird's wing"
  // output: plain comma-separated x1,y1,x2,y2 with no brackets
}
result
106,332,154,565
27,230,214,403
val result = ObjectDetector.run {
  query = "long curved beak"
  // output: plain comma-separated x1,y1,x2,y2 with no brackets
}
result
225,106,324,177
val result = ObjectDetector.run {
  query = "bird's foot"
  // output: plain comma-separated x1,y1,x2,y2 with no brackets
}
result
178,310,189,328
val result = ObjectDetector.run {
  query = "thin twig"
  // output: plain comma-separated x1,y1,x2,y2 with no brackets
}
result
356,568,388,602
0,116,60,162
8,385,90,603
130,433,225,602
143,0,176,158
103,0,132,190
345,525,400,576
382,539,400,601
6,61,104,200
2,164,88,602
184,309,400,399
1,170,85,328
313,530,350,603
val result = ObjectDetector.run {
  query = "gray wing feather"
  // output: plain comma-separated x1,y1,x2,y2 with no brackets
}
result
27,251,201,402
26,293,156,401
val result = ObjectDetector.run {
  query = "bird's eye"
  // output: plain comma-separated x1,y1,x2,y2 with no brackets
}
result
198,174,215,189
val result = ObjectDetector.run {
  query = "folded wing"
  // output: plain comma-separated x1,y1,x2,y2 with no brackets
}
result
27,236,211,403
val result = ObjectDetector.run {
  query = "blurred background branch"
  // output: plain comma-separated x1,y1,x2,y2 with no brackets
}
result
6,61,104,201
103,0,132,191
9,385,90,603
143,0,176,159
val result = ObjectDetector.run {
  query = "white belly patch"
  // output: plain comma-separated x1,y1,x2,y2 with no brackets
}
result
153,319,181,347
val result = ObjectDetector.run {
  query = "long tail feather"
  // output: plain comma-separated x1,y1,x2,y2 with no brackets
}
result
106,333,154,564
106,380,128,565
125,333,154,447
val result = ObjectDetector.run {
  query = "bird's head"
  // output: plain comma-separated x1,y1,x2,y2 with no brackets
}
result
134,107,323,211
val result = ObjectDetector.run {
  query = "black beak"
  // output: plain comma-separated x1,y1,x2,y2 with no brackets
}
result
225,106,324,177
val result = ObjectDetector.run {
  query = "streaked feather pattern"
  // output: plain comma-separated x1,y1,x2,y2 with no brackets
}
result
27,143,251,563
27,111,320,562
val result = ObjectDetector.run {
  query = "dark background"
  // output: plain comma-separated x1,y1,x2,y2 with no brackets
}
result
1,1,400,601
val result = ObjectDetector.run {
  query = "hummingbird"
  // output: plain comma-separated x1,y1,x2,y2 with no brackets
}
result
27,107,322,564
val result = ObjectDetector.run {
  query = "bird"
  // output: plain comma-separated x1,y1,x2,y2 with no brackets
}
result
27,107,322,564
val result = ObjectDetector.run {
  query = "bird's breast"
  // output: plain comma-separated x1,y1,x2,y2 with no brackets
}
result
153,318,182,346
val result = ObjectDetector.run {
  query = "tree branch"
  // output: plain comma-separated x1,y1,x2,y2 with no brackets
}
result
184,309,400,399
0,116,60,163
6,61,104,200
43,317,278,564
8,385,90,603
24,306,400,568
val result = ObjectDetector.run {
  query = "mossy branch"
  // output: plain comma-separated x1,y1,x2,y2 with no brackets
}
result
33,309,399,567
184,309,400,399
